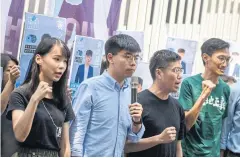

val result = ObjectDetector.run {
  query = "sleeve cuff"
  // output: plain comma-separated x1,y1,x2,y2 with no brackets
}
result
127,123,145,143
220,144,227,150
71,151,83,157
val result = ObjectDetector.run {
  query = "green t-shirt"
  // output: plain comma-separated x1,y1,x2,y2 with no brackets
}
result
178,74,230,157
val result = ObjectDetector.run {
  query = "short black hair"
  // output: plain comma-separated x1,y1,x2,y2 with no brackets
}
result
86,50,93,57
105,34,141,66
201,38,229,65
149,49,181,80
178,48,185,53
138,77,143,86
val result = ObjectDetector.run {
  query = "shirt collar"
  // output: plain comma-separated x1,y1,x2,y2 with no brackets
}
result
103,71,129,90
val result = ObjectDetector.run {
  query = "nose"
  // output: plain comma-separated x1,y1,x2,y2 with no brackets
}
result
59,61,66,70
177,73,183,80
130,59,137,67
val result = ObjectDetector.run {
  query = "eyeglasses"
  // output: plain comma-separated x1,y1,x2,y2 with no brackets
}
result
216,56,232,65
122,54,142,63
157,67,183,75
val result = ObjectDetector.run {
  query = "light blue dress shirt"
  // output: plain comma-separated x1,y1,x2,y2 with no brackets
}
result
220,81,240,153
70,72,145,157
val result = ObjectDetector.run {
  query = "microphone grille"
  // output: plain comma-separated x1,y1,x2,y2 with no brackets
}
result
131,76,139,88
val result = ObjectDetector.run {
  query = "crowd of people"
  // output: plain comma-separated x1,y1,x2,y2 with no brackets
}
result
1,34,240,157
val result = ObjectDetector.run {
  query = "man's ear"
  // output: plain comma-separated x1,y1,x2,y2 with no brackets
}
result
107,53,114,65
202,53,209,65
156,68,163,80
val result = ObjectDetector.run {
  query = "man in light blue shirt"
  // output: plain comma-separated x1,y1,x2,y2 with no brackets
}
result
70,34,145,157
220,81,240,157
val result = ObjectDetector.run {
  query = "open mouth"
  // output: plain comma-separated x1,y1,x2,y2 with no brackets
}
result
55,72,63,77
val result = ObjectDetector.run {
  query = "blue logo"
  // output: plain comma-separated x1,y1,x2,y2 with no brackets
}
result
26,34,37,43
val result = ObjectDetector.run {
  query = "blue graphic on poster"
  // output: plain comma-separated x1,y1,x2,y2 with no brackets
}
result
166,37,198,75
69,35,104,97
16,12,66,87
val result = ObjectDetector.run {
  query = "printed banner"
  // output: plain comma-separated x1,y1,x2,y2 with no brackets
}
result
166,37,198,75
55,0,122,50
225,41,240,80
2,0,25,57
69,35,104,96
16,12,66,87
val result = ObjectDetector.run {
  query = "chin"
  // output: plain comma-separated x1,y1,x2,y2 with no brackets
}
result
52,78,61,82
215,70,225,76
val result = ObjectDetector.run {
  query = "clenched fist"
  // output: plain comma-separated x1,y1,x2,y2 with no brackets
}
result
32,81,52,102
201,80,216,100
9,65,20,83
157,127,177,144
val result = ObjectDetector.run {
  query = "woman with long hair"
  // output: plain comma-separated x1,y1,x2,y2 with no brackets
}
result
6,37,75,157
1,53,20,157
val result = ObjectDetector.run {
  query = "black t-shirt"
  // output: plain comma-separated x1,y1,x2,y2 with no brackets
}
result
128,89,186,157
1,109,19,156
6,85,75,151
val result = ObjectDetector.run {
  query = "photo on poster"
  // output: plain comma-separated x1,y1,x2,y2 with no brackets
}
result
16,12,66,87
166,37,198,75
225,41,240,80
69,35,104,97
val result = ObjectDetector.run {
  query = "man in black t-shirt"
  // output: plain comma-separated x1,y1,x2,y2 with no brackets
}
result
125,50,186,157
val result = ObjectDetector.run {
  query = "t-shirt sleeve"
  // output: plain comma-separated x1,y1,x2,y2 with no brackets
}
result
64,103,75,122
178,79,193,111
6,91,26,120
178,105,186,140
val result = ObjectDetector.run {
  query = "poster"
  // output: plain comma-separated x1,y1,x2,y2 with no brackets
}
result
2,0,25,57
166,37,198,75
69,35,104,96
225,41,240,80
16,12,66,87
55,0,122,46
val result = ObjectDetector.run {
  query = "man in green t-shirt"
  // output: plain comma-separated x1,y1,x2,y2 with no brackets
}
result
178,38,231,157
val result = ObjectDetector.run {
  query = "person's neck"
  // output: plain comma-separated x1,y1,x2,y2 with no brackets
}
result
149,82,169,100
107,67,125,87
201,68,219,84
85,63,90,67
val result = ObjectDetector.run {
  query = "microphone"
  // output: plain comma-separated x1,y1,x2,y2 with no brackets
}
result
131,76,139,104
